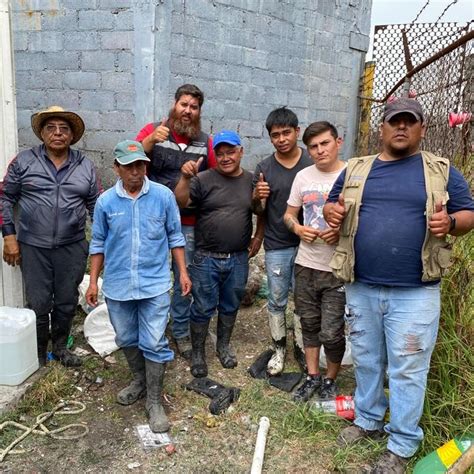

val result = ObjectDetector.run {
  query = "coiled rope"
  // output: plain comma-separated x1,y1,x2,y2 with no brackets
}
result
0,400,89,462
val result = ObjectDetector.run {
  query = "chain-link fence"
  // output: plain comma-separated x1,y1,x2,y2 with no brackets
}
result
357,20,473,165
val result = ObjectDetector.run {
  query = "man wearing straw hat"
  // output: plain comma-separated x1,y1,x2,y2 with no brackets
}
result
1,106,101,367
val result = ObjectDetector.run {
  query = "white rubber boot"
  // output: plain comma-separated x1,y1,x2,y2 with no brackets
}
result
267,310,286,376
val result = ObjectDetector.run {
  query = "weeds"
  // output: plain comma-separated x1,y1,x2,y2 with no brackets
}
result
420,230,474,453
15,364,76,415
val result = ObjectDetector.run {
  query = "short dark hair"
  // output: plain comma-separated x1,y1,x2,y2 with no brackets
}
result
265,107,298,134
302,121,338,145
175,84,204,108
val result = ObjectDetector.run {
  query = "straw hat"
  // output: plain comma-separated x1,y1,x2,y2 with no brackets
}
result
31,106,85,145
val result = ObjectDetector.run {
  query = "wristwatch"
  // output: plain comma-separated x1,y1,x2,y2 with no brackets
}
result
448,215,456,232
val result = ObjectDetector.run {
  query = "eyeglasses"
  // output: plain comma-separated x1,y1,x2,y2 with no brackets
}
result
44,124,72,135
215,148,240,159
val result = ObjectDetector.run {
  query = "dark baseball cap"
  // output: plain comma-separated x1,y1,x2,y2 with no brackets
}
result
383,98,424,123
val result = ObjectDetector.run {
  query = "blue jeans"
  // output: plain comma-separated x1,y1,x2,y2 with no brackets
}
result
190,251,249,323
170,225,195,339
345,282,440,458
265,247,297,318
105,293,174,364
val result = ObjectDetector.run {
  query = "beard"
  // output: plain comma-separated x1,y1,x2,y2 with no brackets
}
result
168,107,201,139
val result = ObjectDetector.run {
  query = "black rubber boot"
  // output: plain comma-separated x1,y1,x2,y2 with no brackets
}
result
216,313,238,369
184,377,241,415
145,360,169,433
51,314,81,367
36,315,50,367
190,320,210,378
117,347,146,405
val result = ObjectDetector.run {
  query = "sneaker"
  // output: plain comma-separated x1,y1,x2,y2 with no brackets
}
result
369,450,409,474
318,377,338,400
175,336,192,361
337,424,386,447
293,374,322,402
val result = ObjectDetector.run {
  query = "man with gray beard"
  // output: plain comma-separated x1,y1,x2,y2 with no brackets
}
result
136,84,216,361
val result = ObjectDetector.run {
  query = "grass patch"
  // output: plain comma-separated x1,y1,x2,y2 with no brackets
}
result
0,365,78,453
419,152,473,455
420,231,474,454
14,364,77,415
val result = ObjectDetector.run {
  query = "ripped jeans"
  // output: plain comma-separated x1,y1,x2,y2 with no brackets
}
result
345,282,440,458
265,247,297,316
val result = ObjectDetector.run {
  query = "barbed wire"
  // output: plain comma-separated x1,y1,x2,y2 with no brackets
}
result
409,0,461,43
358,14,471,160
406,0,431,32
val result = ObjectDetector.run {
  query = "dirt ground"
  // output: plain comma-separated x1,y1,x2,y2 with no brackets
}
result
0,294,373,473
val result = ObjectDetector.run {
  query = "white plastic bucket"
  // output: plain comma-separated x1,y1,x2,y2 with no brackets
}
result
0,307,39,386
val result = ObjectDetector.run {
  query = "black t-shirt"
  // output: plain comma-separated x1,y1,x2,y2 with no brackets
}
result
190,168,254,253
253,148,312,250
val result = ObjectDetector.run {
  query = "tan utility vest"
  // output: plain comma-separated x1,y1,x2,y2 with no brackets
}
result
329,151,452,283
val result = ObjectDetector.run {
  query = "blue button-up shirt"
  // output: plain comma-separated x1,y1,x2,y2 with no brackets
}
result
90,177,185,301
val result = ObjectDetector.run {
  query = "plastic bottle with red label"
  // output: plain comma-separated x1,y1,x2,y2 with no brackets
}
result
311,395,355,420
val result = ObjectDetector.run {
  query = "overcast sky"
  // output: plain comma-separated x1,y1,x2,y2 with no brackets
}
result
370,0,473,28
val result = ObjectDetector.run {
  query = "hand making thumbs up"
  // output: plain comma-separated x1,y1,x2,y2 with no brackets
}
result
429,201,451,238
152,117,170,144
253,172,270,200
181,156,204,179
326,194,346,229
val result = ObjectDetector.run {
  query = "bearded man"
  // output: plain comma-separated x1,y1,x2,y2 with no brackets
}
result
136,84,215,361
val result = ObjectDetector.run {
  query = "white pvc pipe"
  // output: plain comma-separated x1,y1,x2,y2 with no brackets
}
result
250,416,270,474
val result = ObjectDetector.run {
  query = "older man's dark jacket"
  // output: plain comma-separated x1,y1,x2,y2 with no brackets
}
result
1,144,101,248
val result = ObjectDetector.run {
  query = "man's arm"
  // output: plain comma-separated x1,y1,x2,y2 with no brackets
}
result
85,253,104,307
248,214,265,258
2,157,22,266
430,167,474,238
85,161,103,220
171,247,192,296
284,205,319,243
174,158,203,208
429,206,474,238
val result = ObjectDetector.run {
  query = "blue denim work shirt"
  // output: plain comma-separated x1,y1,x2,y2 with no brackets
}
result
90,177,185,301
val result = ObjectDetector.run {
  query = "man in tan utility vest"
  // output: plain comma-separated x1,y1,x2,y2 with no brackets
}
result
324,98,474,473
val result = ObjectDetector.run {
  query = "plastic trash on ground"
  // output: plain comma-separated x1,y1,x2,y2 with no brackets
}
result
83,303,119,357
78,275,105,314
135,424,174,450
310,395,355,420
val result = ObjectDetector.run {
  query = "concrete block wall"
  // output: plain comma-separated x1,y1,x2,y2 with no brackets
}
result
12,0,371,186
